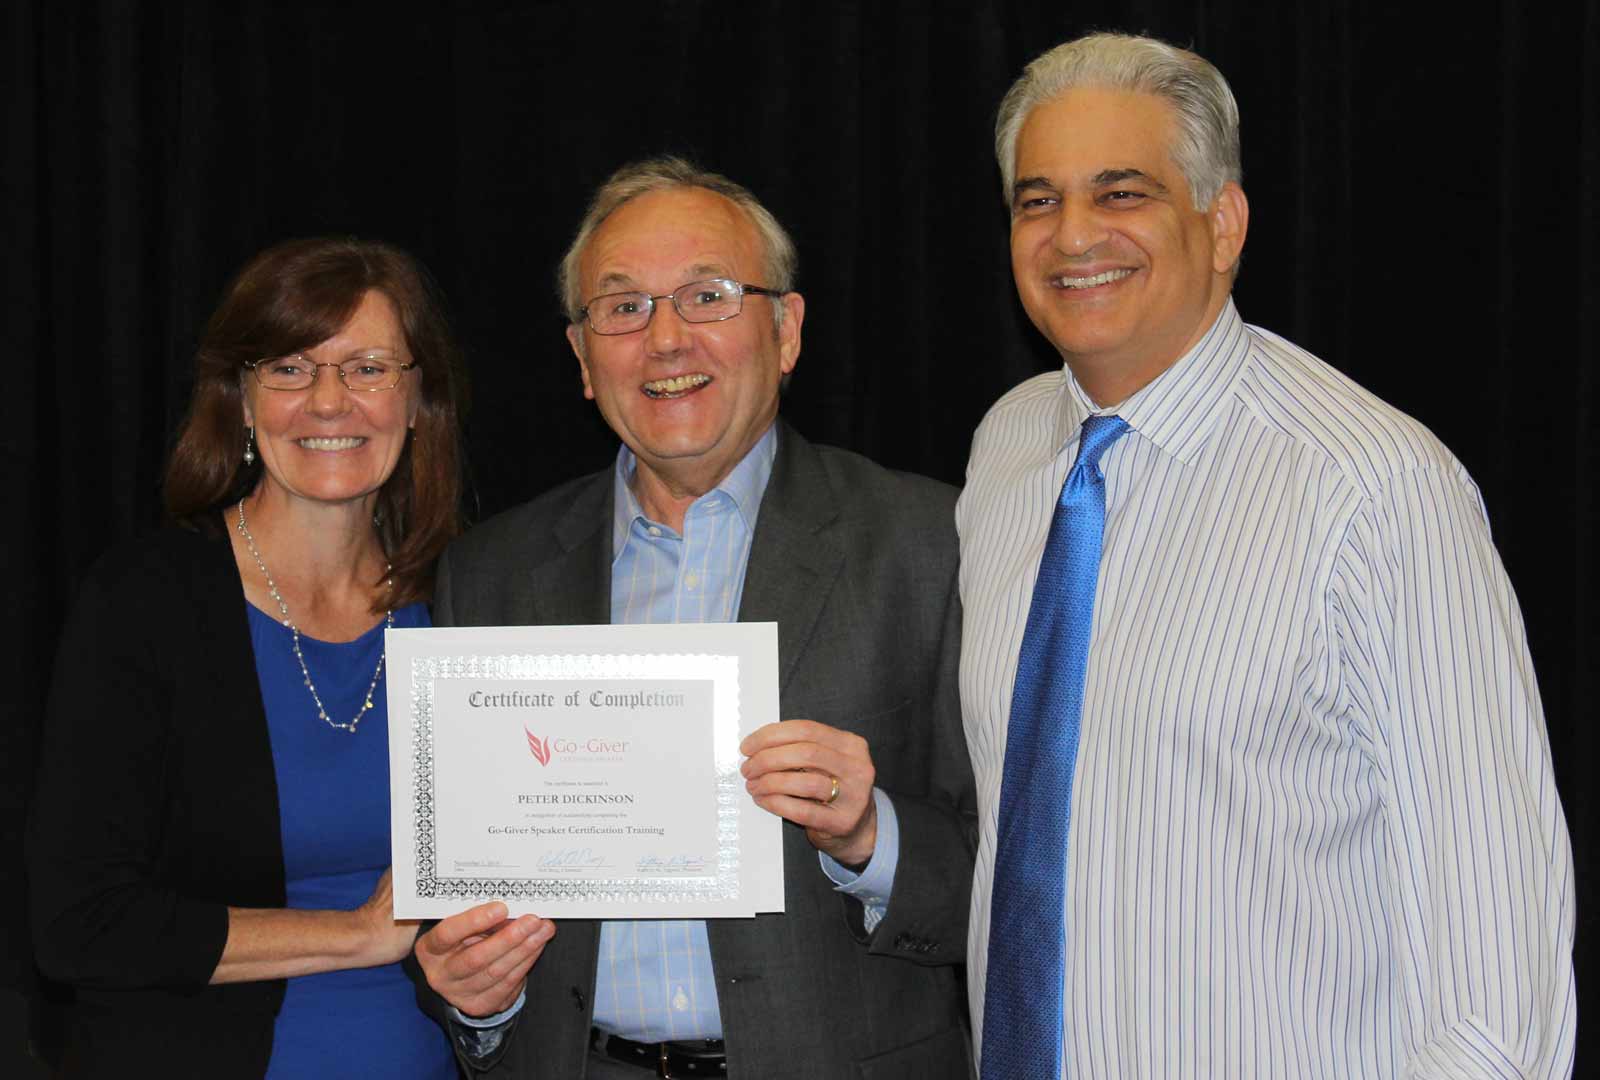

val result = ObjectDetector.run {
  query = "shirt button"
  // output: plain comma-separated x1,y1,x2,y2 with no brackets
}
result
647,525,662,537
685,572,700,589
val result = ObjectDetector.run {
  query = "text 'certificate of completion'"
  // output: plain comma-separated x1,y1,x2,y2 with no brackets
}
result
385,623,784,920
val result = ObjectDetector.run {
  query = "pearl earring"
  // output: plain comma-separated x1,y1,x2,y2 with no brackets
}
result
243,426,257,466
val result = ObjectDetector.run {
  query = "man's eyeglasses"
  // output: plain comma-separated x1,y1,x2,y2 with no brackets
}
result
245,355,416,392
577,278,785,336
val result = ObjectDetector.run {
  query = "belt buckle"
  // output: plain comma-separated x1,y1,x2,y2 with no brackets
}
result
656,1042,673,1079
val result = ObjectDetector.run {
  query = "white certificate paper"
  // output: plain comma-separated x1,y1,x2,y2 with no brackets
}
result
385,623,784,919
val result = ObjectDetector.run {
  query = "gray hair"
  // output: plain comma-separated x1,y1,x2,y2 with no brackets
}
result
558,156,798,331
994,32,1241,211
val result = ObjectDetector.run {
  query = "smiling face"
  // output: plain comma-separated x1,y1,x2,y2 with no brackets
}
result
567,186,803,506
1009,87,1247,404
242,289,419,511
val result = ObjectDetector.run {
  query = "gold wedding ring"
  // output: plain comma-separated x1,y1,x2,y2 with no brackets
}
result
825,775,841,805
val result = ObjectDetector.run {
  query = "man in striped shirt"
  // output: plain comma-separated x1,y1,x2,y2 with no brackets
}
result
959,32,1575,1079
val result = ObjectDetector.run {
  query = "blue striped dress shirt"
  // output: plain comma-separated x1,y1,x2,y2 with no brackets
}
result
957,300,1576,1079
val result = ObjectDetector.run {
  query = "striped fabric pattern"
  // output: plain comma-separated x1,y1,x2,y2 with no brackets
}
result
956,301,1576,1079
592,426,776,1042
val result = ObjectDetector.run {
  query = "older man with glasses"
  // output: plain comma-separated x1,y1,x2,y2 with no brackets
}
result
411,156,978,1079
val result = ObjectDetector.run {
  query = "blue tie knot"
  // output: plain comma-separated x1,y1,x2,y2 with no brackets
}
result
1075,415,1130,478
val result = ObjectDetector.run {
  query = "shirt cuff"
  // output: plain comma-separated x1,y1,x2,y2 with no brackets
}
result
448,989,525,1061
450,989,526,1028
818,787,899,933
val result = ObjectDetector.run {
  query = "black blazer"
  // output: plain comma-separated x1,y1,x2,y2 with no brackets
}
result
28,528,287,1076
425,423,979,1079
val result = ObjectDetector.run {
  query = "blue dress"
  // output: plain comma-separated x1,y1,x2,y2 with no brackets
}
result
248,600,455,1079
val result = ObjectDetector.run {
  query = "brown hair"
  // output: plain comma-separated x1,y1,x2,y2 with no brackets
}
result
165,236,468,610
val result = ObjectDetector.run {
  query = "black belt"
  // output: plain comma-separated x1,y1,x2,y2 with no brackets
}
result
592,1028,728,1077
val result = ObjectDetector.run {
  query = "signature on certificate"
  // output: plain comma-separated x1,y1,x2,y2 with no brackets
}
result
637,853,708,874
537,847,610,870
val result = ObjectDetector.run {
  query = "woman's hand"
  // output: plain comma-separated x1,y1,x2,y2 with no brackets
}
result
351,868,422,968
211,867,422,984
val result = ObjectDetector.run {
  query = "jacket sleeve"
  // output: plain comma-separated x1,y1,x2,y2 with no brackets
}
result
863,561,978,964
27,549,231,990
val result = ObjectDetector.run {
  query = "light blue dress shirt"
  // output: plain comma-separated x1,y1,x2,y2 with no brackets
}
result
455,423,900,1047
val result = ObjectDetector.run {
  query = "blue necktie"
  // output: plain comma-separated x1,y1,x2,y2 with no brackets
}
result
982,414,1129,1080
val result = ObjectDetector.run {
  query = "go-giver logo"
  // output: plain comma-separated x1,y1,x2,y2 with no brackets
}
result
526,729,553,766
524,728,632,766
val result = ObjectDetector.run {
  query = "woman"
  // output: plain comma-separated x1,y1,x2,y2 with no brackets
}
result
28,237,468,1077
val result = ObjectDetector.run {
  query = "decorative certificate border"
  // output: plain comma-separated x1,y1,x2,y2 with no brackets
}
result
408,653,742,907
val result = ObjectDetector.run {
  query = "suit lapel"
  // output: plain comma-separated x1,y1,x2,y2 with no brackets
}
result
737,422,845,694
532,429,843,685
523,471,613,627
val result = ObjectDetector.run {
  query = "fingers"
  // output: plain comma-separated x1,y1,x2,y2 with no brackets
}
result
746,775,871,834
740,720,873,817
739,720,880,864
740,719,862,758
741,723,873,784
418,901,511,952
416,910,556,1018
745,765,849,805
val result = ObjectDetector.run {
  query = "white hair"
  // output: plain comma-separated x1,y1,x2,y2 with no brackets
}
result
558,156,797,333
994,32,1242,211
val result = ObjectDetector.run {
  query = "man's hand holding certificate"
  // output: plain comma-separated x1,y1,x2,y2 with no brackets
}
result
739,719,880,868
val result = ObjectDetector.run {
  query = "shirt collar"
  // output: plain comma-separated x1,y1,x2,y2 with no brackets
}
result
1050,298,1251,465
610,422,779,556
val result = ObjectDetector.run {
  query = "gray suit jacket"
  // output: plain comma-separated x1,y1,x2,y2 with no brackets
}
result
429,422,976,1079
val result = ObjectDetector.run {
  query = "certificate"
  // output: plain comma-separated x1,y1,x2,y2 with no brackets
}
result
384,623,784,919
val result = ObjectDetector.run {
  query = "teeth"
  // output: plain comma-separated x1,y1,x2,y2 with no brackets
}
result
1054,268,1134,289
642,373,712,398
298,437,365,450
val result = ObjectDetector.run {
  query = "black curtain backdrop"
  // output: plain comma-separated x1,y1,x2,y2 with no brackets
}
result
5,0,1594,1072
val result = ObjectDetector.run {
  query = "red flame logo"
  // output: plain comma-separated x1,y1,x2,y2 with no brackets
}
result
526,729,552,766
